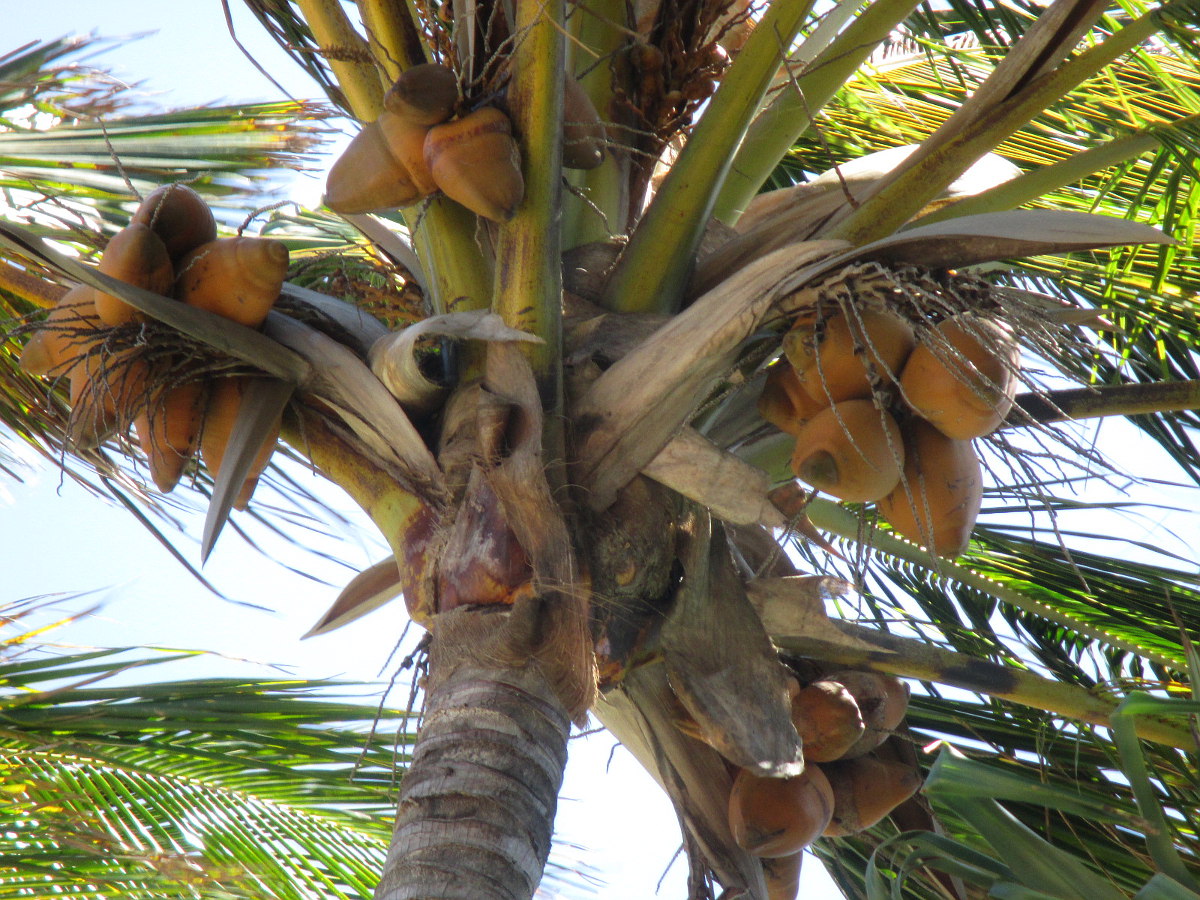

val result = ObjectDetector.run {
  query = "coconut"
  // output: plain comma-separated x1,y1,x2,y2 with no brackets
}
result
900,314,1019,439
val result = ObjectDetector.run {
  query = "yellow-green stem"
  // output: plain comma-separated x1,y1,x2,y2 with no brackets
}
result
356,0,428,80
601,0,814,314
493,0,566,426
562,0,632,250
296,0,385,119
282,411,437,604
0,259,66,310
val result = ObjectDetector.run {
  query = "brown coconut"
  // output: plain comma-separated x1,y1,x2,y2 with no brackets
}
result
728,765,835,858
822,756,923,837
425,106,524,222
790,400,904,502
791,679,867,763
377,109,438,195
131,183,217,263
325,119,424,214
562,73,606,170
900,314,1020,439
384,63,458,126
880,419,983,557
825,671,909,758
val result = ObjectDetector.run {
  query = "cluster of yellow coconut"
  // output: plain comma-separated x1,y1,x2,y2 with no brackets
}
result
759,301,1021,556
19,183,289,503
727,671,919,898
325,63,606,221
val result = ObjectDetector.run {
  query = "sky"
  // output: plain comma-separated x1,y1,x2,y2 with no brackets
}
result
0,3,847,898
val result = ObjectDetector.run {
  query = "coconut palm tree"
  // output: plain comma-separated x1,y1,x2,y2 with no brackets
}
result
5,2,1200,899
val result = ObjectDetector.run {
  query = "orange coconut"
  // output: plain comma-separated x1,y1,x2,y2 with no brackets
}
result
879,419,983,557
19,284,102,377
785,308,915,405
790,400,903,502
900,314,1020,439
758,362,828,435
200,377,281,509
175,237,288,328
762,851,803,900
93,223,175,326
134,380,206,493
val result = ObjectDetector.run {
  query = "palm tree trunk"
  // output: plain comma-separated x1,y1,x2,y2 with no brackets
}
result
374,612,571,900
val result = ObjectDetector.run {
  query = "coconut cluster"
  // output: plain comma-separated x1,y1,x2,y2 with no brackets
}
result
19,183,289,503
324,63,606,222
759,281,1021,557
724,671,918,897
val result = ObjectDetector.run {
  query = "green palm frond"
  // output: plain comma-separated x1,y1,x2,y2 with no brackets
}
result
0,642,411,899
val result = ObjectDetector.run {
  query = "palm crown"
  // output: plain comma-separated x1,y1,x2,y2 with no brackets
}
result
4,2,1200,899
